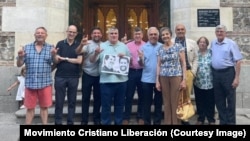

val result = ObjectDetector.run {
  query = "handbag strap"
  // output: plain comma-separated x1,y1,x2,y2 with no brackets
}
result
178,89,184,105
179,87,191,105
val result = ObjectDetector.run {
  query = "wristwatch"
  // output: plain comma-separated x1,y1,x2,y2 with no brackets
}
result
65,57,69,61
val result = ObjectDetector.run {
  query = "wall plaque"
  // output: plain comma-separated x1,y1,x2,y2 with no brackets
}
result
197,9,220,27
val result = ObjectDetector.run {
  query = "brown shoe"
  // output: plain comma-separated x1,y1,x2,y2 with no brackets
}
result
196,121,203,125
138,119,144,125
122,120,129,125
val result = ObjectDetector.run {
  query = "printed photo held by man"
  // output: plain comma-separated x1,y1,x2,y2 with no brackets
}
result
118,56,130,75
90,27,130,125
101,54,116,72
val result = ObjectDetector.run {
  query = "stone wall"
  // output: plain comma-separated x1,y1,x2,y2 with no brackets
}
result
0,66,19,112
0,0,250,113
221,1,250,108
0,0,18,113
0,0,68,113
210,0,250,108
221,0,250,60
0,0,15,66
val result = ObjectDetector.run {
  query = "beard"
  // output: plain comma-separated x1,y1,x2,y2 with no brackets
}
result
120,66,127,71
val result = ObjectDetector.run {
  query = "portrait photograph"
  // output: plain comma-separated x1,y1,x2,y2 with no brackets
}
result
101,54,130,76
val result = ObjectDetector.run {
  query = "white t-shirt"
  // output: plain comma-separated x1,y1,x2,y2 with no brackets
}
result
16,76,25,101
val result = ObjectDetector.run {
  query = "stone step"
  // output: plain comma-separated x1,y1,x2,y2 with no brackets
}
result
15,102,162,124
15,90,197,125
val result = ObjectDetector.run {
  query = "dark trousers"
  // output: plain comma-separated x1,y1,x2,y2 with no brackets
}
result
212,67,236,125
81,71,101,125
142,82,163,125
100,82,127,125
54,77,79,125
123,69,143,121
194,85,215,123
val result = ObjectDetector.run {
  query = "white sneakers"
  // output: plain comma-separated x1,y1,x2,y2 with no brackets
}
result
19,105,26,109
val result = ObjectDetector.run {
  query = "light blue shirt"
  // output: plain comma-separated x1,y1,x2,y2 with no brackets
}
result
98,41,130,83
211,37,243,69
141,41,162,83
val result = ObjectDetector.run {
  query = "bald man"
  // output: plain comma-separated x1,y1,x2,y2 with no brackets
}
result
172,24,198,125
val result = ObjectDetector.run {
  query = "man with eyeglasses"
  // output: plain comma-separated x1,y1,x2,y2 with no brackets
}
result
53,25,83,125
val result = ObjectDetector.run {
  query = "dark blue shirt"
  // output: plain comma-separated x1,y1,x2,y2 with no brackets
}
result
55,39,81,78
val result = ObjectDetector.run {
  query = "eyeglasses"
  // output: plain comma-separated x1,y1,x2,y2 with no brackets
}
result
67,31,77,34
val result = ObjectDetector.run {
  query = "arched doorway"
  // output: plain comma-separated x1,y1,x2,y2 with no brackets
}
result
94,3,150,41
69,0,170,41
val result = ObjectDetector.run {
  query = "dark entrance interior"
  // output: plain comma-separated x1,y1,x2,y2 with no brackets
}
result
69,0,170,41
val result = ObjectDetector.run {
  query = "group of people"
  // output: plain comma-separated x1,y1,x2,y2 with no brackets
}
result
13,23,242,125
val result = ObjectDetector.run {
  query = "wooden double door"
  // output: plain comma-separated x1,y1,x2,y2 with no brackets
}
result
82,0,160,41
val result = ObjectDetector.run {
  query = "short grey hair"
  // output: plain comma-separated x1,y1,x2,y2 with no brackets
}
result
215,25,227,32
107,27,118,33
147,27,159,36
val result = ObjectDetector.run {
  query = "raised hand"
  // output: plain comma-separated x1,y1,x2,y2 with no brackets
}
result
81,35,89,46
94,45,103,55
51,45,59,56
137,49,144,59
121,33,127,43
17,45,25,58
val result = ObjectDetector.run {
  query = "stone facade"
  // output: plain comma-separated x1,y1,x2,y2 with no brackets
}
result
222,1,250,60
221,0,250,108
0,0,15,66
0,0,250,113
0,0,68,112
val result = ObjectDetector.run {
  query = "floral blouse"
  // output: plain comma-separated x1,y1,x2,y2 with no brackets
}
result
157,43,184,77
194,49,213,89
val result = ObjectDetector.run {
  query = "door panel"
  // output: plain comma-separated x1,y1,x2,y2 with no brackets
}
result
85,0,158,41
96,5,118,39
126,6,149,41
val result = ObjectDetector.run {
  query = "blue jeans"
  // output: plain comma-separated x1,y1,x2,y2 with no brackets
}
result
54,77,79,125
124,69,143,121
141,82,162,125
81,71,101,125
100,82,127,125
